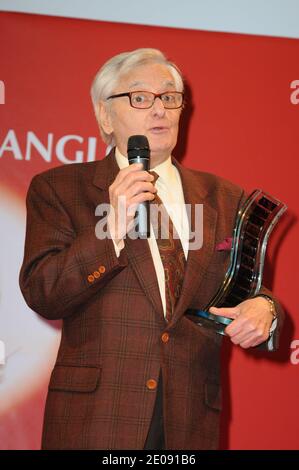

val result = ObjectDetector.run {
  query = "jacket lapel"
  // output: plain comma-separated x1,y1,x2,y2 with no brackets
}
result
93,149,165,323
123,236,165,322
168,157,218,327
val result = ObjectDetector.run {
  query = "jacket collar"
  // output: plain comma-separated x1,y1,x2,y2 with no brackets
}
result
93,147,120,191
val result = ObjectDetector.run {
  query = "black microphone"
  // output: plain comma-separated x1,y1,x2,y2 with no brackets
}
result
127,135,150,239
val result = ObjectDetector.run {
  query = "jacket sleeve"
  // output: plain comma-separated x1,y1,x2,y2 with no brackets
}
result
19,173,128,320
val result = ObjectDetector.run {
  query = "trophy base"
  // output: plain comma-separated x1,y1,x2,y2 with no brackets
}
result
187,310,232,336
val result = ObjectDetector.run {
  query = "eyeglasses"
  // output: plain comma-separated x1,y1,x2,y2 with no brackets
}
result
106,91,184,109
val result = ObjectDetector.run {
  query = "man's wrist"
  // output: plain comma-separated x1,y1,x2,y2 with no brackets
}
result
252,294,277,320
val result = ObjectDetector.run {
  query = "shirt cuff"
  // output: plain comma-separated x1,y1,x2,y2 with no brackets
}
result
268,318,278,351
112,238,125,258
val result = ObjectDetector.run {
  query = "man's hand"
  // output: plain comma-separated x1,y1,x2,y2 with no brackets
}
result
209,297,275,349
107,163,157,243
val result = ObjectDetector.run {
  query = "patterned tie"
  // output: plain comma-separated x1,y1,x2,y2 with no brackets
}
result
149,171,187,322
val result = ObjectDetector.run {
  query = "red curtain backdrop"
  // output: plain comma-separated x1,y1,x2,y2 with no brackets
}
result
0,12,298,449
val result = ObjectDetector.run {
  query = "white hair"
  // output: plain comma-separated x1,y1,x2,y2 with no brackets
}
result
90,48,184,145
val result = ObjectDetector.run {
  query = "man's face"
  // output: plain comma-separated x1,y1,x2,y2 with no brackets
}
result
103,62,183,166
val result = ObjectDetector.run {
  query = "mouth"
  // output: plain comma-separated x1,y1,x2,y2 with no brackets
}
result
149,126,169,134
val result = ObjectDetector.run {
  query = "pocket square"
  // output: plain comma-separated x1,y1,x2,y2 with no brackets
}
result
215,237,233,251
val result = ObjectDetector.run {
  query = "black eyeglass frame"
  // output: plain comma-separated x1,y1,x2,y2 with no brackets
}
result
106,90,184,109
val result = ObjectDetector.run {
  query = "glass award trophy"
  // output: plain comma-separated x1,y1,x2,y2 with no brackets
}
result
186,189,287,335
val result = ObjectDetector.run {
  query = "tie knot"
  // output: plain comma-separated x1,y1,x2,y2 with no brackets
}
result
149,170,159,185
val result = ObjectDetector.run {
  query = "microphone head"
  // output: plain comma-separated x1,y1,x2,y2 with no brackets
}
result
127,135,150,161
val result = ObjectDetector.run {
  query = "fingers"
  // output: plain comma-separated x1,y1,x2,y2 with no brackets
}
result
115,163,155,190
114,162,143,184
110,165,156,206
209,306,240,319
224,315,271,348
227,327,256,346
231,328,270,349
126,191,156,217
126,181,157,201
209,303,272,349
108,163,158,240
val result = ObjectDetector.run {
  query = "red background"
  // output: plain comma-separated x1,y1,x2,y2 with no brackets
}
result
0,12,298,449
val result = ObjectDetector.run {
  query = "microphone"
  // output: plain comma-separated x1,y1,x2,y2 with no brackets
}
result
127,135,150,239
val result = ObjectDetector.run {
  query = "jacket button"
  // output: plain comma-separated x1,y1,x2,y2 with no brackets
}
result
161,332,169,343
99,265,106,273
146,379,157,390
93,271,100,278
87,274,95,283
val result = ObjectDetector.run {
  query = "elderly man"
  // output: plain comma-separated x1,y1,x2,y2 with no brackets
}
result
19,48,284,450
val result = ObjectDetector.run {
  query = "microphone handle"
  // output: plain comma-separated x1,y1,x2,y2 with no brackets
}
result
129,156,150,238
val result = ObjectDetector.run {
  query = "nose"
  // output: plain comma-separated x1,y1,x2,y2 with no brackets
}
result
151,96,166,117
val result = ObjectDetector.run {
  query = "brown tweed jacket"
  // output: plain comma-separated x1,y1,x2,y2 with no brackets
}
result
19,149,284,450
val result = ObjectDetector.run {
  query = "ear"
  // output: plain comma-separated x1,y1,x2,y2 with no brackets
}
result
98,101,114,135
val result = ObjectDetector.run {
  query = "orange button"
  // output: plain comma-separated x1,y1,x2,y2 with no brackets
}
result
99,265,106,274
93,271,100,278
87,274,95,283
146,379,157,390
161,332,169,343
